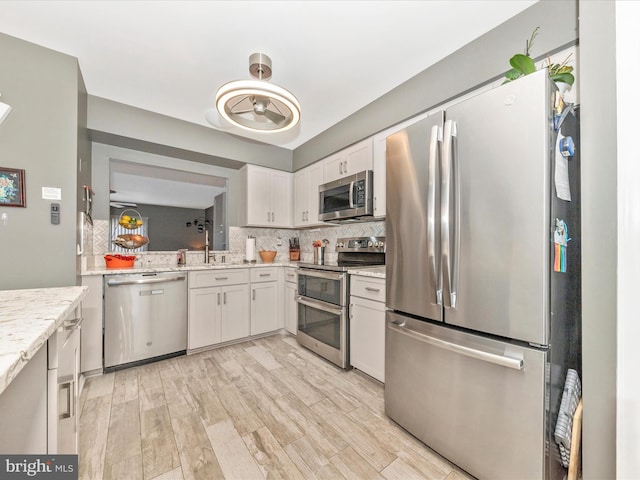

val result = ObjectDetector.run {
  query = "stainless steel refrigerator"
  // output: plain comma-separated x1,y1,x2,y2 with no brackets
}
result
384,69,581,480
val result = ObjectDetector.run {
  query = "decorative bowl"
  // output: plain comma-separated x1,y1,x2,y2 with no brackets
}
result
258,250,277,263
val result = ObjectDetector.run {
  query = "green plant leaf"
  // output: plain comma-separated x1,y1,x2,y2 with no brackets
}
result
509,54,536,75
550,72,575,86
504,68,523,81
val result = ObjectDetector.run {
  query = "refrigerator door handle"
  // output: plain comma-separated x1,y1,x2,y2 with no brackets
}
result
441,120,455,309
428,124,442,305
450,120,460,309
388,320,524,370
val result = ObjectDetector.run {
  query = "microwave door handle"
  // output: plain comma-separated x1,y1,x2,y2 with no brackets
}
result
349,181,355,208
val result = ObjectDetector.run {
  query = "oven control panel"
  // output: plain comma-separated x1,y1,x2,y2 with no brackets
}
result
335,236,386,252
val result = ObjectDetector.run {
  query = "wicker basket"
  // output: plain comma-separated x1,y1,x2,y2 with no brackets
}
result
118,208,143,230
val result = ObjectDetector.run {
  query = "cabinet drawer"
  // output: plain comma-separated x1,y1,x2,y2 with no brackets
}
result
189,269,249,288
251,267,279,283
350,275,386,302
283,267,298,284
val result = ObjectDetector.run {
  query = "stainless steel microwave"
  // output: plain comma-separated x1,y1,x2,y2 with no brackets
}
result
318,170,374,222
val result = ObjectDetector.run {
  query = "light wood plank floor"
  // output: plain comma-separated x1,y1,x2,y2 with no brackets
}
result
78,333,475,480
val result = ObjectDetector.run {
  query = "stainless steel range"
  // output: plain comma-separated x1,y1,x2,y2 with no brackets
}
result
296,236,385,368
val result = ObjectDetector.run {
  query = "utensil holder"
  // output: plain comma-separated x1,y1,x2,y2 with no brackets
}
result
313,246,325,265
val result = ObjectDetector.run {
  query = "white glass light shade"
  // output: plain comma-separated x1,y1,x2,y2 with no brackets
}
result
215,80,300,133
0,101,12,127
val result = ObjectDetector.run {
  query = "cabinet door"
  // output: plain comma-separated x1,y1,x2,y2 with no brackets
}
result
269,170,292,227
0,345,47,453
220,284,250,342
283,281,298,335
343,138,373,175
80,275,103,373
251,282,279,335
372,133,387,218
188,287,221,349
246,166,272,225
293,170,308,227
349,295,386,382
306,162,324,226
323,151,346,183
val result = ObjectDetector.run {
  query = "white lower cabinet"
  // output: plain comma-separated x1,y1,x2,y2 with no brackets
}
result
81,275,103,374
250,267,280,336
188,269,249,350
349,275,386,382
220,283,250,342
283,267,298,334
0,345,48,454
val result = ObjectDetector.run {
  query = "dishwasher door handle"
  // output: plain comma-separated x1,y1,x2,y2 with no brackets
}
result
106,275,186,286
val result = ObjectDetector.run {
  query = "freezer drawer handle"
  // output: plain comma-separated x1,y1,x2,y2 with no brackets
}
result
106,275,186,286
388,321,524,370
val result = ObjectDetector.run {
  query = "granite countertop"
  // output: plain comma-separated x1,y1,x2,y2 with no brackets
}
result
83,261,300,276
347,265,386,279
0,286,87,396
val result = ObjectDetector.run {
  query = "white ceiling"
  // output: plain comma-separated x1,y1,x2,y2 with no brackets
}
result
0,0,537,150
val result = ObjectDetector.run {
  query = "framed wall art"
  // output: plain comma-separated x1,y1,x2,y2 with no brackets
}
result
0,167,26,207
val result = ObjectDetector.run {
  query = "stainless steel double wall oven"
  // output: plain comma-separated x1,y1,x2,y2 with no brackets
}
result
296,237,385,368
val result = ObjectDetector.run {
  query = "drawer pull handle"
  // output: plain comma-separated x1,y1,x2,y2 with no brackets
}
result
365,287,381,292
215,277,229,281
259,273,271,277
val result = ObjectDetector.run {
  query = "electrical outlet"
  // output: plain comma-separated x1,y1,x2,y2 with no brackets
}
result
276,238,282,246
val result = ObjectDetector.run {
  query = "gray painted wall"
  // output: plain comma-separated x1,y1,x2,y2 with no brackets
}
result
579,1,617,478
0,33,81,289
292,0,578,170
87,96,293,172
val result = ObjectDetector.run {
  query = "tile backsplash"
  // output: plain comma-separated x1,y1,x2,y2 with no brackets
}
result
84,218,385,269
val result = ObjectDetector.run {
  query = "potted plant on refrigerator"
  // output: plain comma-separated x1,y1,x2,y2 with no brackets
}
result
503,27,575,91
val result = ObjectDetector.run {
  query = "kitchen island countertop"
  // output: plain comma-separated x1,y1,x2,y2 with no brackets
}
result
0,286,87,396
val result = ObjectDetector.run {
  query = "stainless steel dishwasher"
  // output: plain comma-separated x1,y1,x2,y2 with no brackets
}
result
104,271,187,371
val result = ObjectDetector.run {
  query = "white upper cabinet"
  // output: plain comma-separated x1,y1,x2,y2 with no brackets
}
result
323,138,373,183
240,164,292,228
293,162,324,227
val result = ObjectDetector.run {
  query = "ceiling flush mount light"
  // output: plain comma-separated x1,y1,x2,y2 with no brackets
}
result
214,53,300,133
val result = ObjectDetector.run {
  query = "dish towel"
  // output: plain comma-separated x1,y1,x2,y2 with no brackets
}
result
554,369,582,468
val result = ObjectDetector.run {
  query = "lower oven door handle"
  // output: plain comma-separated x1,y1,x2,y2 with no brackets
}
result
296,295,344,316
388,321,524,370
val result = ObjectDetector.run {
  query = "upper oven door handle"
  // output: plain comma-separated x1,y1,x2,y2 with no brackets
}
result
296,295,345,316
298,269,345,281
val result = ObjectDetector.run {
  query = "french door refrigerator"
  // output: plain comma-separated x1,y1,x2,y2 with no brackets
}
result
384,69,581,480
